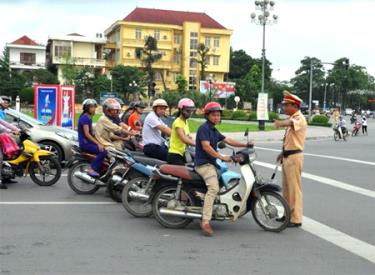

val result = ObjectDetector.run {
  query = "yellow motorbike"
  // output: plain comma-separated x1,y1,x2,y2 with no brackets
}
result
2,130,61,186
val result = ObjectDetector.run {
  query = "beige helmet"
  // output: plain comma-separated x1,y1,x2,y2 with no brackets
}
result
152,99,168,108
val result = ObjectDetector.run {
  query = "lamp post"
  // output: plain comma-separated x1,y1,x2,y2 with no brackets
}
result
251,0,278,130
129,80,138,100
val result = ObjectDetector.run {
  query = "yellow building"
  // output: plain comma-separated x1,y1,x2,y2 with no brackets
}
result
104,7,232,93
46,33,107,83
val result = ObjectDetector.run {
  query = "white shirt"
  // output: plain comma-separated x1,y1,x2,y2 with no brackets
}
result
362,119,367,126
142,112,166,146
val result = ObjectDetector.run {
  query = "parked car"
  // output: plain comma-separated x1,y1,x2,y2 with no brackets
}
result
4,109,78,163
345,108,354,116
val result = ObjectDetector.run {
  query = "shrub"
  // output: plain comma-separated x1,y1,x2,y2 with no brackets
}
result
20,87,34,103
268,112,279,121
249,111,257,121
311,115,329,124
231,110,247,120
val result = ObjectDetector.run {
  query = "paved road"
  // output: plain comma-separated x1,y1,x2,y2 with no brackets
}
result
1,127,374,274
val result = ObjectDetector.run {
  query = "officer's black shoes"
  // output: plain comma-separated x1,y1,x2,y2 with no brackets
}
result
0,184,8,189
287,222,302,228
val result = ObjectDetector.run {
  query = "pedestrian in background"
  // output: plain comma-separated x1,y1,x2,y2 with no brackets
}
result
362,116,368,135
274,91,307,228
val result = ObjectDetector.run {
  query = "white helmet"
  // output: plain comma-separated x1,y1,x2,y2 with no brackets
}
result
152,99,168,108
103,98,121,110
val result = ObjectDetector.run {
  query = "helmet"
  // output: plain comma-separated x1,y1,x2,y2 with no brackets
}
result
1,96,11,103
134,101,146,108
82,99,97,109
152,99,168,108
103,98,121,110
204,102,223,115
128,101,136,109
178,98,196,110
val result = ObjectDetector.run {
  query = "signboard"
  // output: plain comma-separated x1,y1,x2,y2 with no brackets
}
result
199,81,236,98
100,91,118,103
60,86,75,129
34,85,59,125
256,93,269,121
34,84,76,129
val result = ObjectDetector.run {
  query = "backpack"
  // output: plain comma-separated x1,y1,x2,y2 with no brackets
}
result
0,133,20,158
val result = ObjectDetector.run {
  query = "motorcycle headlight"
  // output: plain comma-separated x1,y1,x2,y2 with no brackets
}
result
249,153,257,163
56,131,78,142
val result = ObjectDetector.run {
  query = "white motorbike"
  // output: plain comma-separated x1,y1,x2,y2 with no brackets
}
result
150,131,291,232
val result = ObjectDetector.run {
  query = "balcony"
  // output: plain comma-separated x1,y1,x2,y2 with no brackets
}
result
10,61,46,70
52,56,106,67
123,38,172,49
123,58,172,69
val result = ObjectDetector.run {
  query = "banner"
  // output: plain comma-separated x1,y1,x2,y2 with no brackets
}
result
257,93,269,121
34,84,75,129
34,85,59,125
60,86,75,129
199,81,235,98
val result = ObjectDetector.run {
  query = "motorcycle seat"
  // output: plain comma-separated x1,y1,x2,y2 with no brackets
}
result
133,155,166,167
160,164,203,182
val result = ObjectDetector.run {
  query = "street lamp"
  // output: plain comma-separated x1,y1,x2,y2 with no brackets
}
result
129,80,138,100
251,0,278,130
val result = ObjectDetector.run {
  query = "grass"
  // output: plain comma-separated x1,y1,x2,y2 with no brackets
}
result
24,111,274,133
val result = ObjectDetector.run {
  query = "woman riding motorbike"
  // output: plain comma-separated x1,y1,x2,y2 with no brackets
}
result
77,99,108,178
167,98,196,165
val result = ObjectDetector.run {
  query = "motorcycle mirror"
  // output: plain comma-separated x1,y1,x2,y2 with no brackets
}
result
244,128,249,137
217,141,226,149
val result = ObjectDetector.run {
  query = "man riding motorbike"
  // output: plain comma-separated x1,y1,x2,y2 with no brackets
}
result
142,99,171,161
195,102,254,236
167,98,196,165
337,116,347,138
94,98,133,150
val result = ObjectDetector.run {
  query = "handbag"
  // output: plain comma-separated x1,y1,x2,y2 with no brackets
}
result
0,133,20,158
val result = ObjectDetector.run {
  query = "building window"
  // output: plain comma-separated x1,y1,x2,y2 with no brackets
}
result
205,55,210,65
135,48,142,59
20,52,36,65
173,33,181,44
189,57,197,68
213,56,219,65
173,53,181,65
190,32,198,50
54,46,71,58
214,36,220,48
135,28,142,40
154,71,162,81
154,29,160,41
205,36,211,48
190,32,198,38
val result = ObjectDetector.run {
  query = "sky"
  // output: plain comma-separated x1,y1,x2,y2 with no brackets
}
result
1,0,374,81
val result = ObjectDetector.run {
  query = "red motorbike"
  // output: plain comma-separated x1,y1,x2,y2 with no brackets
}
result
352,121,361,136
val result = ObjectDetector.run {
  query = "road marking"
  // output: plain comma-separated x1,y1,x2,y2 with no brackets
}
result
256,146,375,166
0,201,117,205
303,216,375,264
254,161,375,199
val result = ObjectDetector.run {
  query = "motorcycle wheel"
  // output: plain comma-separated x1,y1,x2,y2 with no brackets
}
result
333,132,339,141
122,176,152,217
108,170,143,203
251,191,290,232
29,155,61,186
67,161,100,194
152,185,194,229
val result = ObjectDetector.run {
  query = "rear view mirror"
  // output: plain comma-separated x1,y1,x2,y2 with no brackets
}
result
244,128,249,137
217,141,226,149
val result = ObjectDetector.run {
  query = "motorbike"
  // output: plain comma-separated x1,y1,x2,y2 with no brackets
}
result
149,131,290,233
333,124,349,141
66,144,165,202
2,129,61,186
352,121,361,136
122,147,241,217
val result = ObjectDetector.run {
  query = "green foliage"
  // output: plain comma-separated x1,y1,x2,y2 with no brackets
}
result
23,69,59,85
61,55,79,85
196,43,209,82
175,74,187,93
311,115,329,124
249,111,257,121
19,87,34,103
74,66,95,101
268,112,279,121
142,36,162,87
94,75,111,98
231,110,247,120
111,65,147,101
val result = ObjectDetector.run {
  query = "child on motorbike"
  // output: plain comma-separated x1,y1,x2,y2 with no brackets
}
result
195,102,253,236
167,98,196,165
78,99,107,178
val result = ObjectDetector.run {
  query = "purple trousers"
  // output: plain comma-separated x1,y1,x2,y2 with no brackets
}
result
80,143,108,172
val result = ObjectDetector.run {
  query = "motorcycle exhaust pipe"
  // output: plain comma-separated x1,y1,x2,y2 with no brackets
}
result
128,191,149,201
111,175,128,186
73,171,105,186
159,208,202,219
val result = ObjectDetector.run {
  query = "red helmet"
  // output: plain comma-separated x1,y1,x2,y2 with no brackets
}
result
204,102,223,115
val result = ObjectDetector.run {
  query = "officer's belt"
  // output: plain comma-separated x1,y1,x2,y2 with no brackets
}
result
282,149,303,158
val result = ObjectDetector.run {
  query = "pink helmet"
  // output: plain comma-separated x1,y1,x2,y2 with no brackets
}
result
177,98,195,110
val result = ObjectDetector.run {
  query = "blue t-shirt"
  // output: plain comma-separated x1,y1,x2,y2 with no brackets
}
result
195,121,225,166
0,109,6,120
78,114,93,146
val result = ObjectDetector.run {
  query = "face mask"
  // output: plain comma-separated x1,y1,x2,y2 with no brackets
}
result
182,109,193,119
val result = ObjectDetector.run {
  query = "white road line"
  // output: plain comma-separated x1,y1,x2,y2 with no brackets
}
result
256,146,375,166
254,161,375,199
0,201,117,205
302,216,375,264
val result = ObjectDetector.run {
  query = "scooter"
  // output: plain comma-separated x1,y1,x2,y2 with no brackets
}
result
2,128,61,186
333,124,349,141
352,121,361,136
150,130,290,232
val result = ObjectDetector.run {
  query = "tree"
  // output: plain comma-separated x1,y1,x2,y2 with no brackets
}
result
93,75,111,98
234,64,262,105
23,69,59,85
61,55,79,85
175,74,187,93
142,36,162,93
195,43,209,82
229,48,253,80
291,56,325,103
74,66,96,100
111,65,147,101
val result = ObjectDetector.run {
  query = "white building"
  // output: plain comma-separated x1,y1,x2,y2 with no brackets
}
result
6,35,46,72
